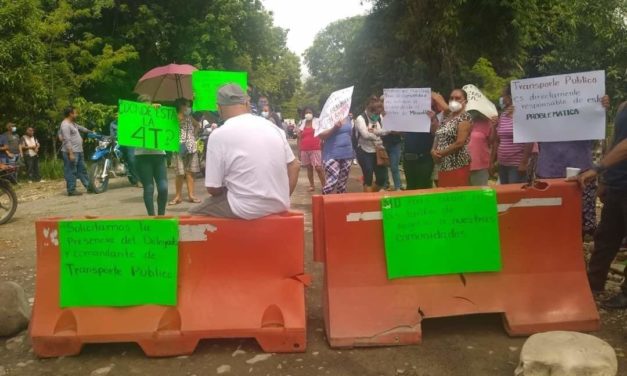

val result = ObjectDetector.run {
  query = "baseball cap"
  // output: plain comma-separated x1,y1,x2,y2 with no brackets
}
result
217,84,248,106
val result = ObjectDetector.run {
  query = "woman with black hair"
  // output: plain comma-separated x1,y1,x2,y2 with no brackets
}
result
169,98,200,205
431,89,473,187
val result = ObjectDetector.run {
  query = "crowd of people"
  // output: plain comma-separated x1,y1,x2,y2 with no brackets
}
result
3,81,625,309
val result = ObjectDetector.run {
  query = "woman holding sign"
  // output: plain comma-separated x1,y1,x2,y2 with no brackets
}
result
431,89,473,187
134,95,169,216
354,96,387,192
169,99,201,205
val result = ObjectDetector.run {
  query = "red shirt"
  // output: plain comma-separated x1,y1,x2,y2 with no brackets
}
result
300,125,321,151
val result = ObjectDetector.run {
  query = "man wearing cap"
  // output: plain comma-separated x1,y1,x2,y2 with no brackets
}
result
190,84,300,219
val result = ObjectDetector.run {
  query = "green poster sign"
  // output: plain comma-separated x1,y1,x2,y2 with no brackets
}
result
381,189,501,279
192,70,248,112
59,218,179,307
117,99,179,152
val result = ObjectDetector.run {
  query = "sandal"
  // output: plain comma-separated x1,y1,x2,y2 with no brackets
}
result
168,198,182,205
188,197,201,203
307,186,315,192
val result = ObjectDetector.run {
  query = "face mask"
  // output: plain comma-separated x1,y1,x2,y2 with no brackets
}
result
11,127,17,133
498,97,505,109
448,100,463,113
305,114,313,121
184,108,192,116
369,114,380,123
261,111,270,118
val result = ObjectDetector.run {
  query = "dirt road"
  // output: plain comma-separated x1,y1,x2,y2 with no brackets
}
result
1,162,625,375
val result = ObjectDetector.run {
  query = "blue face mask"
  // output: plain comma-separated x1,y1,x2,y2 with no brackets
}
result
498,97,505,109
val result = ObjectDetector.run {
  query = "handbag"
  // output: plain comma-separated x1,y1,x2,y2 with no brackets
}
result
376,146,390,167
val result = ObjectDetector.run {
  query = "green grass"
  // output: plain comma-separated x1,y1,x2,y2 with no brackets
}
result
39,157,65,180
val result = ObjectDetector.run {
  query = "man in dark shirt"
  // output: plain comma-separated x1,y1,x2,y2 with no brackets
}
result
580,101,627,309
0,123,20,164
402,109,440,190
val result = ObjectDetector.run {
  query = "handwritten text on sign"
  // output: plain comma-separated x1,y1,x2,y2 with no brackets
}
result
381,189,502,279
192,70,248,112
59,219,179,307
118,100,179,152
382,88,431,132
512,70,606,143
463,84,498,119
316,86,354,136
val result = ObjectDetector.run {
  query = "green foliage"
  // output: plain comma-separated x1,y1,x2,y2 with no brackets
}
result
0,0,300,156
39,156,65,180
305,0,626,112
465,58,517,102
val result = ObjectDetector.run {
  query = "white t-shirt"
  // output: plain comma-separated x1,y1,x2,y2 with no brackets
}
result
204,113,295,220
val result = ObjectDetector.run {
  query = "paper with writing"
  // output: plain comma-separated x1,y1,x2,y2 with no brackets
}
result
382,88,431,132
316,86,354,136
381,189,501,279
511,70,606,142
118,100,179,152
192,70,248,112
59,218,179,307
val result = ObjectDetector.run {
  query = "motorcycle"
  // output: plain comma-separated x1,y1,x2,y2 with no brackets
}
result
87,133,138,193
0,164,18,225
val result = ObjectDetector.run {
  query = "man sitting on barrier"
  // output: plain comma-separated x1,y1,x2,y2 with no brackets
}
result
190,84,300,219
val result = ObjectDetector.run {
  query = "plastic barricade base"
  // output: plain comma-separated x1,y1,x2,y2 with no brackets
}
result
313,181,600,348
30,214,307,357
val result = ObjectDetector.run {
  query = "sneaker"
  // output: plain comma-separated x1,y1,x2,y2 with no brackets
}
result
68,191,83,196
601,292,627,309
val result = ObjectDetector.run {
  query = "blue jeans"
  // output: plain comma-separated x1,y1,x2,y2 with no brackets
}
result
119,146,138,182
385,143,402,190
498,165,525,185
62,152,89,193
135,155,168,216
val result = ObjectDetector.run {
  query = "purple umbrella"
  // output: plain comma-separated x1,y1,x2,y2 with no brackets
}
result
134,63,198,101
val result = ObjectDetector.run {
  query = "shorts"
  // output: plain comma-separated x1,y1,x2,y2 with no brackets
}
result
172,152,200,176
300,150,322,167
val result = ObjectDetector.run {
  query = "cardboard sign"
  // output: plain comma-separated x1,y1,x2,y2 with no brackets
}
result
511,70,606,142
382,88,431,132
316,86,354,136
118,100,179,152
463,84,498,119
59,219,179,307
192,70,248,112
381,189,502,279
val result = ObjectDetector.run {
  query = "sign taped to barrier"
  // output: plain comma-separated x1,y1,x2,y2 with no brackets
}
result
58,218,179,307
118,100,179,151
381,189,501,279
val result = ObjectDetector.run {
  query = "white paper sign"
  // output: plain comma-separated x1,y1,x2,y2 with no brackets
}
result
511,70,606,143
316,86,354,136
382,88,431,132
463,84,498,119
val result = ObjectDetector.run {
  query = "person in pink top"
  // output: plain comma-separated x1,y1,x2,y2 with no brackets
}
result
467,114,495,186
297,107,325,192
493,84,532,184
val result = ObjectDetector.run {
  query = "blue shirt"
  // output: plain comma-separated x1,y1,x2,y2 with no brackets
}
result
322,119,353,161
603,107,627,191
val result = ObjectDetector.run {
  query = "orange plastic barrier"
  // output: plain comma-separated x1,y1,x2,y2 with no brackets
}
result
313,180,600,348
30,213,308,357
